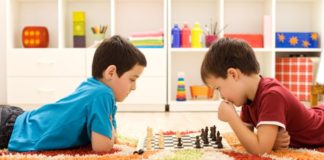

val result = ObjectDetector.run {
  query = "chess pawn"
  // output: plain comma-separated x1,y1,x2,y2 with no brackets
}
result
177,137,183,148
195,136,201,148
217,137,223,148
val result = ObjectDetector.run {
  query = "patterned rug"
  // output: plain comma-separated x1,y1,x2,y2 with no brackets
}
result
1,132,323,160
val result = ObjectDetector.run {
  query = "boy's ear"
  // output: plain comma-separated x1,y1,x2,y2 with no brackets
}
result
103,65,117,80
227,68,239,80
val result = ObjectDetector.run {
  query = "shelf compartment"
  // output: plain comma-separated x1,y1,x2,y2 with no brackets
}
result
115,0,166,48
276,0,322,33
62,0,111,48
224,0,273,34
7,0,59,48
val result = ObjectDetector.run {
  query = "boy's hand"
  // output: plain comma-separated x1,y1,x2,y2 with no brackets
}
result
110,116,118,144
218,100,238,122
273,130,290,150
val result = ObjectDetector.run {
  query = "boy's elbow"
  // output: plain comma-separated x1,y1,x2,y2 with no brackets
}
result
92,142,114,152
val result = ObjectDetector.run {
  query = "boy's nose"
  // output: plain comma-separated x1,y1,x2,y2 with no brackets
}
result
131,83,136,90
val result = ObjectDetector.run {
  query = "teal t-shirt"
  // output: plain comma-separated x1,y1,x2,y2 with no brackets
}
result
8,77,117,152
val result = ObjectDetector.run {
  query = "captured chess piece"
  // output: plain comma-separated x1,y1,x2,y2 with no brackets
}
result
177,137,183,148
195,136,201,148
133,149,144,155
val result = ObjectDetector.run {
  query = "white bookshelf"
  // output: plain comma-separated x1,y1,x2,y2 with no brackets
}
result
167,0,323,111
5,0,167,111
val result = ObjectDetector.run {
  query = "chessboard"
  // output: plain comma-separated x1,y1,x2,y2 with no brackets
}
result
135,125,231,152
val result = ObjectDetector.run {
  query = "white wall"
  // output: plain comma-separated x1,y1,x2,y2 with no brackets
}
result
0,0,6,104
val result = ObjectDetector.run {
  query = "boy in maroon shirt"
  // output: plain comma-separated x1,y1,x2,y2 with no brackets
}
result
200,38,324,155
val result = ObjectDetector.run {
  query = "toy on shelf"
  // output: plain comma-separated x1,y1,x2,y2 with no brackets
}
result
22,26,49,48
276,32,319,48
191,22,203,48
176,72,186,101
73,11,86,48
190,85,214,100
171,24,181,48
181,24,190,48
224,34,263,48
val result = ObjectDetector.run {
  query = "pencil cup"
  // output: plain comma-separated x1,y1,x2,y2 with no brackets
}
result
94,33,105,41
205,35,217,47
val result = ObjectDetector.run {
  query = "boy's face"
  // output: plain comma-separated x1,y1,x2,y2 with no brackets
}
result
205,69,247,107
103,64,144,102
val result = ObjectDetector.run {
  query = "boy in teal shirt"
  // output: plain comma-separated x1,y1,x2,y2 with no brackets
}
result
0,35,146,152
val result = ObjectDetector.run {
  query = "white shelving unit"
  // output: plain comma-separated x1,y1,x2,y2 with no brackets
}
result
5,0,167,111
167,0,323,111
5,0,324,111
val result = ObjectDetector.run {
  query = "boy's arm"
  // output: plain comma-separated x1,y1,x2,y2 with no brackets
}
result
110,115,118,144
91,131,115,152
218,101,278,155
273,130,290,149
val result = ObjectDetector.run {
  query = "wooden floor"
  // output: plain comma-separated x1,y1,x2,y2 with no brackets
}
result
116,112,232,138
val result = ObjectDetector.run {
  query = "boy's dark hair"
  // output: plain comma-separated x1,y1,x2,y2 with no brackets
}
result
201,38,260,83
92,35,147,78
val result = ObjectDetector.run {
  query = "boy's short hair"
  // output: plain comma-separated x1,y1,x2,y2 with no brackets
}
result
92,35,147,78
201,38,260,83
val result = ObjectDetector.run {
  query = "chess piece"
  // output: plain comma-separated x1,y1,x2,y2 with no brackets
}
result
138,149,144,154
195,136,201,148
209,126,213,138
146,137,152,150
200,128,205,138
205,126,209,136
216,136,223,148
158,131,164,149
217,131,220,138
211,126,217,141
203,135,209,145
177,137,183,148
134,149,145,155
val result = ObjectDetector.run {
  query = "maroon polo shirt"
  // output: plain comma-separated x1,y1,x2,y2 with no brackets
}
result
241,77,324,148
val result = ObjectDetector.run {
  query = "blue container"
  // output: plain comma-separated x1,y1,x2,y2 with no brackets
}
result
172,24,181,48
276,32,319,48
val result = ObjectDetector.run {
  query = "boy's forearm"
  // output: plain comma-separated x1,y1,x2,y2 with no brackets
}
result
227,115,268,155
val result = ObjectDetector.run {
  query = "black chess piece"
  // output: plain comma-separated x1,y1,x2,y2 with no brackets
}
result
212,134,217,141
195,136,201,148
177,137,183,148
202,134,209,145
200,128,205,137
209,126,213,138
205,126,209,136
133,149,145,155
210,126,216,139
138,149,145,154
216,136,223,148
